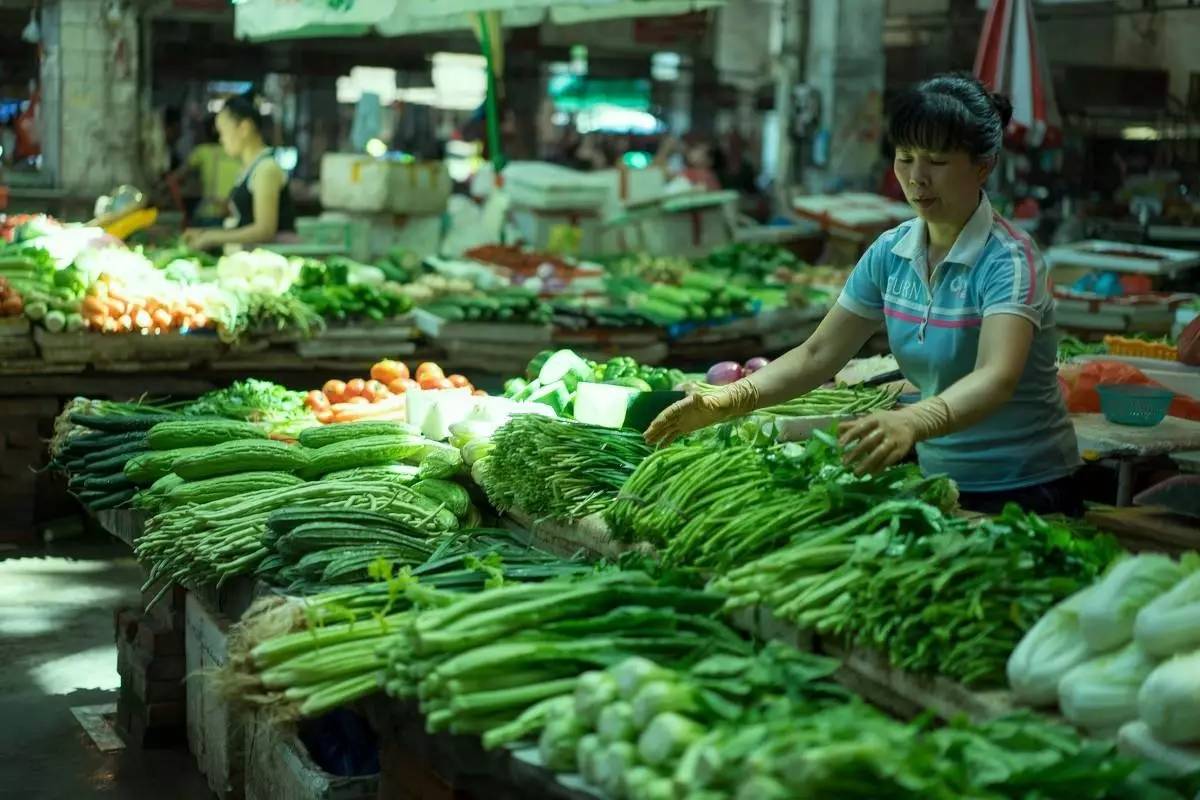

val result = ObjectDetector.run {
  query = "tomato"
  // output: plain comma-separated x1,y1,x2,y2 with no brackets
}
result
323,379,347,403
306,389,330,411
371,359,409,384
344,378,367,398
447,374,471,388
420,375,453,390
363,380,390,403
415,362,444,383
315,409,335,424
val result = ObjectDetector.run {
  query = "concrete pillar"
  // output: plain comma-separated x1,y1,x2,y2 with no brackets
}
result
804,0,886,191
55,0,144,198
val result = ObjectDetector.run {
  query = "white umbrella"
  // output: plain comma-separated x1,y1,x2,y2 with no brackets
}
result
973,0,1063,148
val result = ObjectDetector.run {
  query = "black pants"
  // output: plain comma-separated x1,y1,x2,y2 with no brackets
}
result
958,473,1084,517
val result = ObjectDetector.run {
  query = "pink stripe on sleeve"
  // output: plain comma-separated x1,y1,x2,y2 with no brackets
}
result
993,214,1038,304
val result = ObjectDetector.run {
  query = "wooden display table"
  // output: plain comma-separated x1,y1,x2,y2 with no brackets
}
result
1074,413,1200,505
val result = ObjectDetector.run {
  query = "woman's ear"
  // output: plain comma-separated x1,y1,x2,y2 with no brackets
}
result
977,157,995,185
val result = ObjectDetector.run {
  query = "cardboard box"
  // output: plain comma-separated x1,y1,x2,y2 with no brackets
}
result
244,711,379,800
186,593,244,800
320,154,451,215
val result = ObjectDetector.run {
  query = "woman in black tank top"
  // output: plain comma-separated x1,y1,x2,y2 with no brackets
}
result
182,92,295,251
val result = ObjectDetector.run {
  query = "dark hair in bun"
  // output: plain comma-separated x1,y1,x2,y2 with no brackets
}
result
221,90,265,133
887,72,1011,160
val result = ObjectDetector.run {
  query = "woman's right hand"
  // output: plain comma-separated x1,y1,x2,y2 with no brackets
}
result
644,380,759,446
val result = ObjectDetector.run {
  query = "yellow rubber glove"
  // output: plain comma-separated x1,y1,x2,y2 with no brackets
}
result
837,396,953,475
644,379,760,446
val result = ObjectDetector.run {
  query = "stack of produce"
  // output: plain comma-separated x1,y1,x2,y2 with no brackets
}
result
1008,551,1200,744
695,242,804,283
607,432,956,568
304,360,484,425
421,287,553,325
609,272,757,326
608,253,692,284
52,404,179,511
223,542,592,717
131,419,481,596
181,379,313,438
0,246,84,330
399,272,477,306
480,414,653,520
383,571,751,738
716,502,1120,687
503,350,686,418
291,256,413,323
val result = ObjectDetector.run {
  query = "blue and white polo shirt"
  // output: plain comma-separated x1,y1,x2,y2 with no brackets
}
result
838,192,1080,492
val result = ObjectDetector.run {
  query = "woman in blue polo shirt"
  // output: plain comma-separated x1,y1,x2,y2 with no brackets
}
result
646,73,1082,515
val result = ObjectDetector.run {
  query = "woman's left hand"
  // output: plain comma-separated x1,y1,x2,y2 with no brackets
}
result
837,410,918,475
182,228,218,250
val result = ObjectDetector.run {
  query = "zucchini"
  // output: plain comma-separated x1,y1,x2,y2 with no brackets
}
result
84,436,150,466
68,412,175,433
266,506,440,538
418,448,464,481
412,479,471,518
86,472,135,492
147,419,267,451
298,421,421,449
165,471,306,507
89,487,137,510
300,435,429,479
320,465,421,484
276,522,433,559
172,439,309,481
123,446,209,485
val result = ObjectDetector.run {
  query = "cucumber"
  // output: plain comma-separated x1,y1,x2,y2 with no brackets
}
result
69,412,176,433
298,421,421,450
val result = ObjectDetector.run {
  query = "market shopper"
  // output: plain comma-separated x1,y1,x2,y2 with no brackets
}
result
182,93,295,251
646,74,1083,515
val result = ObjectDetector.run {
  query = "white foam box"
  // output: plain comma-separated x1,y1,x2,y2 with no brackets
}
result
244,711,378,800
509,206,607,257
320,154,451,215
185,593,244,800
502,161,610,211
637,196,737,258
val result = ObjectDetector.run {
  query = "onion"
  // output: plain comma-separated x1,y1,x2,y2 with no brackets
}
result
743,357,770,374
706,361,743,386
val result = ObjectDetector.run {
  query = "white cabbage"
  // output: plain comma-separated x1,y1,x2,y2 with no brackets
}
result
1007,585,1096,706
1078,555,1188,653
1137,650,1200,745
1134,566,1200,658
1058,642,1158,733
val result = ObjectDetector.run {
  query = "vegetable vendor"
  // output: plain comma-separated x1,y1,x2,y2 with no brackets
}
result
182,92,295,251
647,74,1082,515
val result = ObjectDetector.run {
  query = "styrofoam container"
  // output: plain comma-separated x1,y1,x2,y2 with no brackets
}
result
510,206,607,257
636,193,737,257
503,161,610,211
320,154,451,215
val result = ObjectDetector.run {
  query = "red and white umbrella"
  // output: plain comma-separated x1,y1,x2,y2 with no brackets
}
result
974,0,1062,149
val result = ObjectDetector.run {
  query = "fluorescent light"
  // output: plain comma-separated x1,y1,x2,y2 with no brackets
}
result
1122,126,1161,141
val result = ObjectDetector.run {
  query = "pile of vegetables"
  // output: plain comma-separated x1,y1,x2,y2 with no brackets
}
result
0,276,23,318
608,253,692,285
223,540,589,717
504,350,686,419
292,256,413,323
382,571,752,737
181,379,312,437
1008,550,1200,745
305,360,484,426
716,501,1121,687
480,413,652,520
607,432,957,568
609,272,757,326
421,287,553,325
694,242,804,283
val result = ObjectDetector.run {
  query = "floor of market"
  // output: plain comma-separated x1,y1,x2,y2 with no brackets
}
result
0,536,213,800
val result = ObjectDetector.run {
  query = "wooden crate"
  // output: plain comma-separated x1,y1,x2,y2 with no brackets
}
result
185,593,245,800
34,328,225,366
244,711,378,800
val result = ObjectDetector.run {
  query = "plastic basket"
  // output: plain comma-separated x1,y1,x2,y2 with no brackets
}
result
1096,384,1173,427
1103,335,1179,361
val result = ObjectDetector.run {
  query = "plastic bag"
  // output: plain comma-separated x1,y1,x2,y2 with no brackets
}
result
1058,360,1200,421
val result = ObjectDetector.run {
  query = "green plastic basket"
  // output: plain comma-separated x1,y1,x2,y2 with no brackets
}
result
1096,384,1173,427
